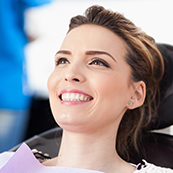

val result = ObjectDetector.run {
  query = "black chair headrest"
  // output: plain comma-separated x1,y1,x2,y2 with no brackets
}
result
150,44,173,130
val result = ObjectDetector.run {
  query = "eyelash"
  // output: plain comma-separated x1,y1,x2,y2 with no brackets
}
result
89,58,110,68
55,57,110,68
56,58,69,65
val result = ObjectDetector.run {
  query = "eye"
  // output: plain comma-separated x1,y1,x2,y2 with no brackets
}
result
56,58,69,66
89,58,110,68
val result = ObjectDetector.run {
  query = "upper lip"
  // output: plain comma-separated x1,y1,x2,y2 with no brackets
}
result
59,89,93,100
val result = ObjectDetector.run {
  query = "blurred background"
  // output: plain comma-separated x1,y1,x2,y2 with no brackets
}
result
0,0,173,152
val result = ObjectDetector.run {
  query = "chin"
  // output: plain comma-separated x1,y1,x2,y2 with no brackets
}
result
53,113,85,129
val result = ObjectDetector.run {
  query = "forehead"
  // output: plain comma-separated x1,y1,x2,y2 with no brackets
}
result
60,24,127,57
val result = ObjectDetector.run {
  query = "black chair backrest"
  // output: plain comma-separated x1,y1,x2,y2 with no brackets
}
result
150,44,173,130
129,44,173,168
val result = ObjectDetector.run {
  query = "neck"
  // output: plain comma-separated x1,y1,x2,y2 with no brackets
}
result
55,125,132,173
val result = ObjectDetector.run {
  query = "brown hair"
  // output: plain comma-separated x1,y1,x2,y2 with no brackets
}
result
68,5,164,161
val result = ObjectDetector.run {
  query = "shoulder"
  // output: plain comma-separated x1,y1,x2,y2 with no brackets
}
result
0,152,14,169
134,160,173,173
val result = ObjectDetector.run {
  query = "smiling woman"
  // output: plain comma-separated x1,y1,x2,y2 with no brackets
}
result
0,5,172,173
45,5,171,172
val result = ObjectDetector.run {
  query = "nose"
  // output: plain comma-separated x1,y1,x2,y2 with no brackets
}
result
65,77,80,82
64,66,85,83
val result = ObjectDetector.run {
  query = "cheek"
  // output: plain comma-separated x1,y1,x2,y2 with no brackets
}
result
47,73,61,124
47,73,56,107
47,72,61,112
94,74,131,107
93,74,123,96
47,71,60,93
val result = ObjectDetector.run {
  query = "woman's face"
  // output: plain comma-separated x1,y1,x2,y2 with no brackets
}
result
48,24,134,133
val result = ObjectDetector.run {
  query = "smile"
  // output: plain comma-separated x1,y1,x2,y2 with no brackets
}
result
60,93,93,101
59,89,93,103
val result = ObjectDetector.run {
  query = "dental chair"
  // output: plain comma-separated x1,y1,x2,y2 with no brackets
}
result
11,44,173,168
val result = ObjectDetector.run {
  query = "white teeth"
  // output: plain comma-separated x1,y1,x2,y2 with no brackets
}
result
76,93,80,100
66,93,70,99
84,96,87,101
70,93,75,100
61,93,92,102
79,94,84,101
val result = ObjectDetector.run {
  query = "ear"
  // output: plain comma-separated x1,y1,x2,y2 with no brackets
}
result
127,81,146,110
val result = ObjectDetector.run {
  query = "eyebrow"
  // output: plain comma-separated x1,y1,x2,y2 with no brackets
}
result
56,50,71,55
56,50,116,62
85,50,116,62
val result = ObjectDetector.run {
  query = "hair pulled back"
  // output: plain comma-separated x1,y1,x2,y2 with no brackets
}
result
68,5,164,161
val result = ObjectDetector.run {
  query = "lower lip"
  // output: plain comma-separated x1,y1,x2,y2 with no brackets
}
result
60,100,91,105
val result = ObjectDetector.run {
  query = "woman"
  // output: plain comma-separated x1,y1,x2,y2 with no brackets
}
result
0,5,172,173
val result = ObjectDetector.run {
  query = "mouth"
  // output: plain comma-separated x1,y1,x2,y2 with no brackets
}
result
59,90,93,102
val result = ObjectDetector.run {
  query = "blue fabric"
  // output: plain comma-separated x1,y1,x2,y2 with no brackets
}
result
0,0,52,110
